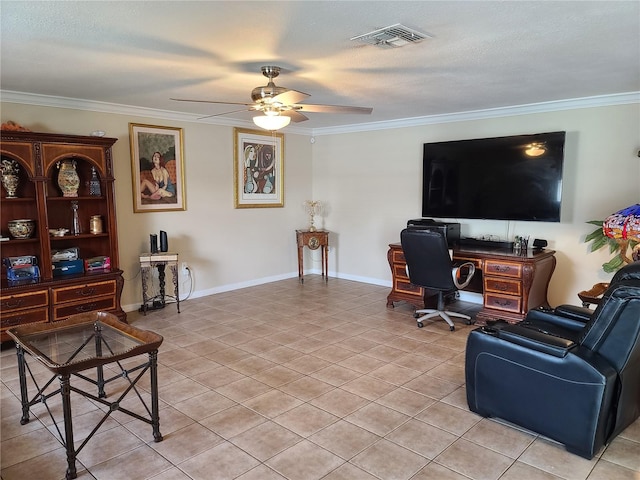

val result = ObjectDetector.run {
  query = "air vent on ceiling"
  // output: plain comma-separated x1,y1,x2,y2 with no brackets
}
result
350,23,430,48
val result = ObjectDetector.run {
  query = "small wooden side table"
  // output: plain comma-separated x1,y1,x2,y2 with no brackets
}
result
296,230,329,283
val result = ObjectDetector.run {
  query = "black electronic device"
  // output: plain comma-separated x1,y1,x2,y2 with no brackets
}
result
533,238,548,250
407,219,460,248
422,131,565,222
150,234,158,253
159,230,168,252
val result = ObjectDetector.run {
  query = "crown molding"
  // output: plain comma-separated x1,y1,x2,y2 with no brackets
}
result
2,90,638,137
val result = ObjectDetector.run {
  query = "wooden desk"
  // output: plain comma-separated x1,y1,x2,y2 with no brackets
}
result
387,243,556,324
296,230,329,283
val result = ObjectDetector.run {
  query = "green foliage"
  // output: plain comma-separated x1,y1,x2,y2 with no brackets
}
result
583,220,638,273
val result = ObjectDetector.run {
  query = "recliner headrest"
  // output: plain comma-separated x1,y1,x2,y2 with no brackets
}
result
611,262,640,284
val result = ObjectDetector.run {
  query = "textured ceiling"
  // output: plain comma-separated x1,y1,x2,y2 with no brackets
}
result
1,1,639,131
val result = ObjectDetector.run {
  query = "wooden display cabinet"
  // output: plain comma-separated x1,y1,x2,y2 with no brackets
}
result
1,131,125,342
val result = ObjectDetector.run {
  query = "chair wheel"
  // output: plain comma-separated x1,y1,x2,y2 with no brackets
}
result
413,312,420,318
417,322,424,328
466,319,473,325
450,326,455,331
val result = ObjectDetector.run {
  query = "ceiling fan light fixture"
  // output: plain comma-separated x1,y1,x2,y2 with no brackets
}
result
525,143,547,157
253,114,290,131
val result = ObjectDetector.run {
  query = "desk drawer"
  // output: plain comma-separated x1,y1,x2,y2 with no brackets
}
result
484,293,522,313
1,307,49,330
485,261,522,278
52,280,116,304
1,290,49,313
391,250,407,264
53,296,116,321
394,278,422,296
393,265,410,280
485,278,522,296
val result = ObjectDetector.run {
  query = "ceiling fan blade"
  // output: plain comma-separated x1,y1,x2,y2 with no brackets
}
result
171,98,254,107
271,89,310,105
197,107,252,120
282,110,309,123
295,104,373,115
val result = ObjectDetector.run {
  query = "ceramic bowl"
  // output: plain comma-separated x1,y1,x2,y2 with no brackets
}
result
8,219,36,239
49,228,70,237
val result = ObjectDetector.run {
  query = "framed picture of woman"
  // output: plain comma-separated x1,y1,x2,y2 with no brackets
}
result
233,127,284,208
129,124,186,212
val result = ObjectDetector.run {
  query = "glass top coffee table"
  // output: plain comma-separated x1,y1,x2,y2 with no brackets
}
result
8,311,164,480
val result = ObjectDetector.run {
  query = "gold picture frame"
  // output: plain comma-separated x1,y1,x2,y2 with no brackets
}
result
129,123,186,213
233,127,284,208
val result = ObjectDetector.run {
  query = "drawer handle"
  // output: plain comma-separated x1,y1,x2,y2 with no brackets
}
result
78,287,97,296
76,303,97,312
494,265,511,272
4,317,22,327
494,299,513,307
496,283,509,291
3,299,24,309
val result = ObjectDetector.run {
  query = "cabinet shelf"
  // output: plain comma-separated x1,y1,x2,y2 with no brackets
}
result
1,130,125,341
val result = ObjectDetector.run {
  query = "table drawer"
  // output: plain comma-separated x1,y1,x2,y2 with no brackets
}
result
484,293,522,313
53,296,116,321
52,280,116,304
485,261,522,278
485,278,522,296
1,307,49,330
1,290,49,313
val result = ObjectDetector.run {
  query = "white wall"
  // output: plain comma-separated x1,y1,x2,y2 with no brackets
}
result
1,103,314,310
2,101,638,311
312,104,640,306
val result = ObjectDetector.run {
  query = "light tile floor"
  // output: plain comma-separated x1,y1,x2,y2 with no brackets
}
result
1,276,639,480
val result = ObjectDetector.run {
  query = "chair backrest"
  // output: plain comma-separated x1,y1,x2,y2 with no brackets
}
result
580,263,640,362
578,262,640,438
400,228,456,291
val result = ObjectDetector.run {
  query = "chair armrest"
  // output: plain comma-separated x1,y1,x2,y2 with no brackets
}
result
525,305,592,331
496,324,576,357
452,261,475,289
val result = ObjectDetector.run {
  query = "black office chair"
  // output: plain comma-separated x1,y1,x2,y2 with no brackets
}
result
465,262,640,459
400,228,476,331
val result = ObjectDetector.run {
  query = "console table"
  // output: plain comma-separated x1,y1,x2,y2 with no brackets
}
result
296,230,329,283
139,252,180,315
387,243,556,324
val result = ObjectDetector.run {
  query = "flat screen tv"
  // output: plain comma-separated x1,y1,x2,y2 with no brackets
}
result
422,131,565,222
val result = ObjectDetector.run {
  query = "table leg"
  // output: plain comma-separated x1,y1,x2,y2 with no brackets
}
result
149,350,163,442
298,245,304,283
140,266,151,315
323,245,328,282
94,325,106,398
59,374,77,479
170,263,180,313
157,264,167,306
16,345,30,425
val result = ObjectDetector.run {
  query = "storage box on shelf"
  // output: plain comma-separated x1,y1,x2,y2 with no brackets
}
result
0,131,125,342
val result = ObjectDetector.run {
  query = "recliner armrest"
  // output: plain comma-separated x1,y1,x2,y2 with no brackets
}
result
495,324,577,357
554,305,592,323
525,305,592,331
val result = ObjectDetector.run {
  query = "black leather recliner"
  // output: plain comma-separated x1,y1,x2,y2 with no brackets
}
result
465,262,640,459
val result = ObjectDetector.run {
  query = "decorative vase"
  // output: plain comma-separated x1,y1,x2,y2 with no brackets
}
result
1,173,19,198
1,159,20,198
57,160,80,197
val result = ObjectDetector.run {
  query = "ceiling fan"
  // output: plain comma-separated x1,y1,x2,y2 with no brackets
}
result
171,66,373,130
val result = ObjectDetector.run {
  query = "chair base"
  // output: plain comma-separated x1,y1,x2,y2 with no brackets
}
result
414,309,473,331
